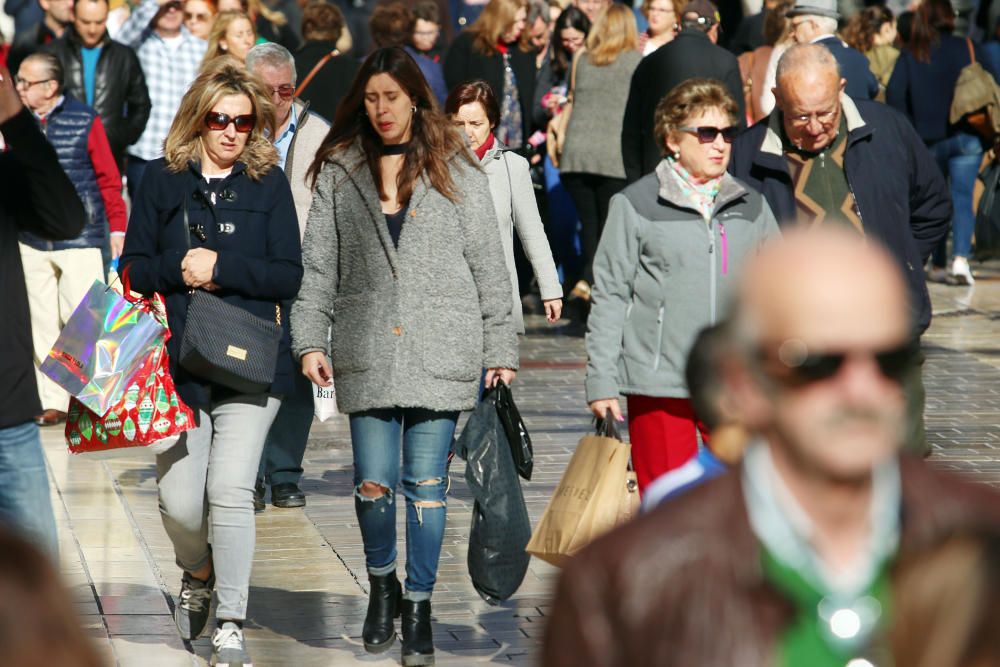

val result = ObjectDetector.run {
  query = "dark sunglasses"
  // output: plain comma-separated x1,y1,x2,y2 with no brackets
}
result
677,125,739,144
204,111,255,133
758,340,917,387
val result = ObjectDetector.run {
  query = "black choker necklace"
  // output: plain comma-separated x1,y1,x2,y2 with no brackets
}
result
382,142,409,155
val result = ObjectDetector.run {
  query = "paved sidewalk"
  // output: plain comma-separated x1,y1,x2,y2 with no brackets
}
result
41,263,1000,666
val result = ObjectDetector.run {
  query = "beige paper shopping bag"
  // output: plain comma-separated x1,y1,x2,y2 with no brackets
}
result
526,422,637,567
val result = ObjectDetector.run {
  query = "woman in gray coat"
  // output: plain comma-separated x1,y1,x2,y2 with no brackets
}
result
290,48,518,667
584,79,779,496
446,79,562,331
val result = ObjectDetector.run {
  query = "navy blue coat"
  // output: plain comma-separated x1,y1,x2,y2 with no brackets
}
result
120,158,303,407
817,36,879,101
886,33,998,143
728,98,951,337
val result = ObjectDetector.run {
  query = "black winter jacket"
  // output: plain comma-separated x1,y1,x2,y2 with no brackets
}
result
622,29,744,183
728,97,951,337
444,32,536,143
120,159,303,407
45,27,151,168
1,110,86,428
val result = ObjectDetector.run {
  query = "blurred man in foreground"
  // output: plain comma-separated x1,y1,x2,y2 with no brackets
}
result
543,228,1000,667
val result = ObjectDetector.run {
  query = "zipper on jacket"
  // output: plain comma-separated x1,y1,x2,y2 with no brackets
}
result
707,219,717,324
844,160,866,230
719,222,729,276
652,305,665,372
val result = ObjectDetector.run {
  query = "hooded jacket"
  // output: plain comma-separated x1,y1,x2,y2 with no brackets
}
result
585,164,779,402
728,96,951,337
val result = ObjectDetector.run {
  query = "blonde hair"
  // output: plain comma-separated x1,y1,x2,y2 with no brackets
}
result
469,0,529,56
586,3,637,66
246,0,286,26
202,11,256,66
653,78,738,153
163,59,278,180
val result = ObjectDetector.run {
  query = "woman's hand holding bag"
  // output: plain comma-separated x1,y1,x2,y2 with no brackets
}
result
301,351,333,387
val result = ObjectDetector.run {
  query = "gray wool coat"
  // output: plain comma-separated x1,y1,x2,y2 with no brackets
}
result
480,141,562,333
290,142,519,414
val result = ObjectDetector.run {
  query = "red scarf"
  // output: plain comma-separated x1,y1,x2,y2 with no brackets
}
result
474,132,496,160
495,41,509,55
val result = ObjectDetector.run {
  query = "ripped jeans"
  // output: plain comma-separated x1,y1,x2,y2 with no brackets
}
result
349,408,458,599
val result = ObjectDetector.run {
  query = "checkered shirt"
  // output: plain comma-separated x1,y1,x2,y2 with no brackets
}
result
116,0,206,161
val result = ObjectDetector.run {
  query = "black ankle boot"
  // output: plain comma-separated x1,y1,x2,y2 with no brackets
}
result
401,598,435,666
362,572,401,653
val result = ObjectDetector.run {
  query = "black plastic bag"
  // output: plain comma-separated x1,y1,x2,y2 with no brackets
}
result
452,394,531,605
493,381,533,480
975,158,1000,260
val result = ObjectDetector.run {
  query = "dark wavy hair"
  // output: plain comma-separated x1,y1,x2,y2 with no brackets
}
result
552,6,590,79
308,47,475,204
842,5,894,53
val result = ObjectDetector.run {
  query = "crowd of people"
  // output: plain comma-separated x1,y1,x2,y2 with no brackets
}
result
2,0,1000,664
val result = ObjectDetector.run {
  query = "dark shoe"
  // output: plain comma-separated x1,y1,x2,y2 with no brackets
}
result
175,571,215,640
253,481,266,513
401,599,434,666
363,572,401,653
34,409,67,426
271,482,306,508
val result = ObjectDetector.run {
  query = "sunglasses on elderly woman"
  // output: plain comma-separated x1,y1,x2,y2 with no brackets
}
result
757,340,918,387
204,111,255,133
677,125,739,144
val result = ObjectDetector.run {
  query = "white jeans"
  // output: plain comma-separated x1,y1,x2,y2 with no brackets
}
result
156,394,281,620
19,244,104,411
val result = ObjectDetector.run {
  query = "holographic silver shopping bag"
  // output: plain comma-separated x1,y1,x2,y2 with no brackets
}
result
41,280,167,417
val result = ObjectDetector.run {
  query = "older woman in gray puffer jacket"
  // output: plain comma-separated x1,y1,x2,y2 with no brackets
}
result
446,80,563,332
585,79,779,497
290,48,517,666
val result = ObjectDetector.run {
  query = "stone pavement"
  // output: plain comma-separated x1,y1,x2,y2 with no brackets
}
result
41,262,1000,666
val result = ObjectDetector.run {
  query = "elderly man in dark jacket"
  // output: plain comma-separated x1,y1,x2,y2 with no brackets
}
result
45,0,151,169
786,0,878,99
0,64,86,557
544,228,1000,667
621,0,744,183
728,44,950,455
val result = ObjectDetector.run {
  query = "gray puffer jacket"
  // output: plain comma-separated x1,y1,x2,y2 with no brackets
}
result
585,162,780,402
290,142,519,413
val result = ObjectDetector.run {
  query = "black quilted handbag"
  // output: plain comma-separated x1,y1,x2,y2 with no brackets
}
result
179,291,282,394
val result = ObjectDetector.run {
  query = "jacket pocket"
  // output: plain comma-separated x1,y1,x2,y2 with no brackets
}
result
421,296,483,382
330,294,375,374
620,298,663,383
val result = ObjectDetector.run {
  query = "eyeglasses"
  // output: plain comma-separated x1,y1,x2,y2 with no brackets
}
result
757,339,917,387
787,108,839,127
184,10,211,21
268,84,295,100
204,111,255,133
414,28,440,37
677,125,739,144
14,77,53,90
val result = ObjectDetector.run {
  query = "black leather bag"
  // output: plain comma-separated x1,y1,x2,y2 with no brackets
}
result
493,381,533,480
177,199,282,394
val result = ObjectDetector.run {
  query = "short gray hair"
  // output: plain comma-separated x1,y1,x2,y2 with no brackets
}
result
246,42,297,83
22,52,64,91
775,42,840,83
527,0,551,25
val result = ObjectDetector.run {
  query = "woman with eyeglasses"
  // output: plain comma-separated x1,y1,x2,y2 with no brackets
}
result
584,78,778,495
119,60,302,667
637,0,679,56
182,0,216,40
557,3,641,310
291,47,517,666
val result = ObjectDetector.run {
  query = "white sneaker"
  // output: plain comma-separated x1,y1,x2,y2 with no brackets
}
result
211,622,252,666
950,256,975,286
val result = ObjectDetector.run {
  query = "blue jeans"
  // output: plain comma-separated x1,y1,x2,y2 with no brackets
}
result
0,422,58,559
543,155,582,285
928,132,982,264
349,408,458,599
258,366,314,486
